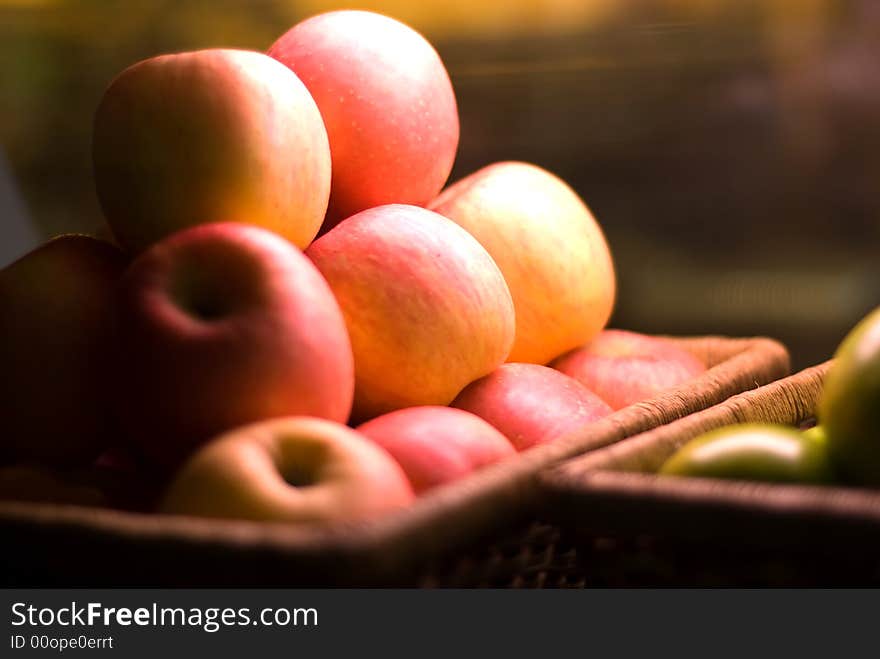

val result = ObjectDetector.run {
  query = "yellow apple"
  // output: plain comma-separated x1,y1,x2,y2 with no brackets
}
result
160,417,414,524
430,161,615,364
93,49,331,253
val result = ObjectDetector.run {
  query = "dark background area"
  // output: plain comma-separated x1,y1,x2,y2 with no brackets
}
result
1,0,878,368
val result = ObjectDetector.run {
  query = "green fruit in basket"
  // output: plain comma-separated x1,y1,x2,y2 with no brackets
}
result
820,307,880,485
802,425,827,447
659,423,834,484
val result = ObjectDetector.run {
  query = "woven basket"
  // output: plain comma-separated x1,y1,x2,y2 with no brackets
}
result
540,361,880,585
0,335,788,587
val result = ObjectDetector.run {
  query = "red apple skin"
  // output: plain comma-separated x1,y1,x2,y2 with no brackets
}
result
92,446,163,511
93,49,331,253
306,204,515,422
451,363,613,451
356,406,515,494
0,464,108,507
551,329,707,410
0,451,155,511
115,222,354,469
429,161,616,365
269,10,459,230
160,417,414,524
0,235,126,465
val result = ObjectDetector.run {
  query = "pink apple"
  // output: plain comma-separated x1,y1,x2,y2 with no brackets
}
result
306,204,514,422
356,406,515,494
0,235,126,465
93,49,331,253
269,10,459,230
115,222,354,468
451,363,613,451
160,417,414,524
551,329,707,410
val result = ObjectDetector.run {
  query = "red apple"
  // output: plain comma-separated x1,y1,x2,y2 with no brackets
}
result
0,235,126,465
92,446,161,511
269,10,459,230
0,464,108,507
306,204,514,422
451,363,613,451
115,222,354,468
551,329,707,410
160,417,414,524
0,451,154,511
93,49,331,253
430,161,616,364
356,406,515,494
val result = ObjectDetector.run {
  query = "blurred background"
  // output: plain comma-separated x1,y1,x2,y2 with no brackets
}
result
1,0,878,368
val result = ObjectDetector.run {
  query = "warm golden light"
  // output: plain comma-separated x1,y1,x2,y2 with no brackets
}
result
283,0,621,38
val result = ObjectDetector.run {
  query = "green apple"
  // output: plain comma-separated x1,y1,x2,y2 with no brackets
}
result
802,425,827,447
659,423,834,484
820,307,880,485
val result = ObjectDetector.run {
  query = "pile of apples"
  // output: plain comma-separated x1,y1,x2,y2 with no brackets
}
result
0,11,707,525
